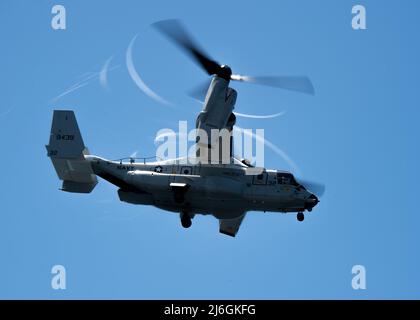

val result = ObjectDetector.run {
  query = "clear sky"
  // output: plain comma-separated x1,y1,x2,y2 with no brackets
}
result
1,0,419,299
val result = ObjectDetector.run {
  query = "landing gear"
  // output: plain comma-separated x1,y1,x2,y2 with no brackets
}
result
297,212,305,222
174,191,185,204
181,213,192,228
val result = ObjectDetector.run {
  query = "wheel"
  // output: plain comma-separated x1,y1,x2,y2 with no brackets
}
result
297,212,305,222
181,215,192,228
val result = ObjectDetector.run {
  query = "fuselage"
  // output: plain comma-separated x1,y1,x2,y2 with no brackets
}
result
85,155,318,219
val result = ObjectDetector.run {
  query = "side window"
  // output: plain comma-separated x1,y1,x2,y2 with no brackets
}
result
181,166,192,175
277,173,291,185
253,172,268,185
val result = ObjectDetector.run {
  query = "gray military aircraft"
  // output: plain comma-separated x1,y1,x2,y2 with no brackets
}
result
46,20,323,237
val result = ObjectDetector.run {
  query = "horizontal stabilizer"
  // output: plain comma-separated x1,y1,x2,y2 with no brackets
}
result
61,180,97,193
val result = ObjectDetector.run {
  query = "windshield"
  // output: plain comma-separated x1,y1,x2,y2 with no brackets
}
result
277,172,299,186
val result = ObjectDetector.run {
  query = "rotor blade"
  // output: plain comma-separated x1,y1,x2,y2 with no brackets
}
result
297,178,325,197
234,111,286,119
231,75,315,95
152,19,221,76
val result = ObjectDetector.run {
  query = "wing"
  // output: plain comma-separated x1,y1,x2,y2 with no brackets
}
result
219,213,246,237
195,77,237,164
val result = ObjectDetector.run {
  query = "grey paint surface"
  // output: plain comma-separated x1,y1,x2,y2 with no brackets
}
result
46,77,318,237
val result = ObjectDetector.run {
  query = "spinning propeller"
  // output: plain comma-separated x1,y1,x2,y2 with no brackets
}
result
297,178,325,198
152,19,315,95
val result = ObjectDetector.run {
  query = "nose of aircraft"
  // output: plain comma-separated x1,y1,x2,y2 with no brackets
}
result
305,194,319,212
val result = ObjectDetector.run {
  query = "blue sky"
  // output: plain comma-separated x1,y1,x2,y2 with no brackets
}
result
0,0,419,299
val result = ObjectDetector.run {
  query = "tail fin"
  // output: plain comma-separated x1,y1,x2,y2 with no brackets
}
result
46,110,97,193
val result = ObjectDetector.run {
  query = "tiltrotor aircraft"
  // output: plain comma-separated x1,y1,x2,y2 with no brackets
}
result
46,20,323,237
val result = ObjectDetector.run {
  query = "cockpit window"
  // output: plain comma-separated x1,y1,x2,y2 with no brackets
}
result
277,172,298,186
